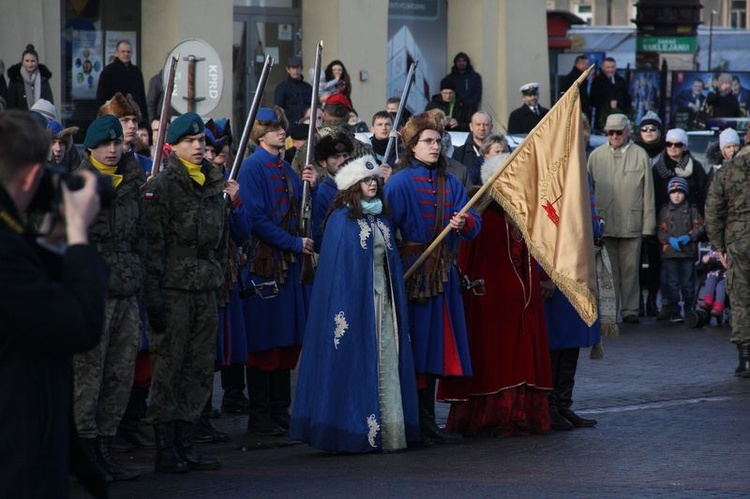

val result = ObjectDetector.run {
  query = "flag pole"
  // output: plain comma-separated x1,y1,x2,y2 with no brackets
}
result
404,64,596,280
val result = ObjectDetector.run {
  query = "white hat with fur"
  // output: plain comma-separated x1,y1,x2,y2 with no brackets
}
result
335,154,380,191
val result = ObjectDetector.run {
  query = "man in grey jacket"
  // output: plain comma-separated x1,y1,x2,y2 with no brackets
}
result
588,114,656,324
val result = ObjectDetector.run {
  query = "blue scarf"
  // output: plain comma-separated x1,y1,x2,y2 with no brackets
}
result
360,198,383,215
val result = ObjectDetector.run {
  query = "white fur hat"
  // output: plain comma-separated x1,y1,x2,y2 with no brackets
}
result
480,152,510,185
335,154,380,191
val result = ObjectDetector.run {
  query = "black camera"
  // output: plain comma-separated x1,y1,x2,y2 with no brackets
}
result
28,165,116,215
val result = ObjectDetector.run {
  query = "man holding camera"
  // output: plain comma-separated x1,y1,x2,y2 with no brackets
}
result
0,110,108,497
72,115,146,482
143,112,227,473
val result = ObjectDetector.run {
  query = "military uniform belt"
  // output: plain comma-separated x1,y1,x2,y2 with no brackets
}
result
95,242,132,253
168,246,217,259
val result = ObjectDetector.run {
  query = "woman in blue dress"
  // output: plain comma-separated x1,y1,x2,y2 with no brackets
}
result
290,154,420,453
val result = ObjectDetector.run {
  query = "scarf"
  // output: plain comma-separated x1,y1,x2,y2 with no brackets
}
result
89,156,123,188
178,157,206,186
672,155,693,178
654,153,692,180
21,68,41,109
635,137,665,159
371,137,389,157
361,198,383,215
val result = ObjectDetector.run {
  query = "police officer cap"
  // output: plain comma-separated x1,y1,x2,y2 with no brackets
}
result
166,112,204,145
520,82,540,95
84,115,123,148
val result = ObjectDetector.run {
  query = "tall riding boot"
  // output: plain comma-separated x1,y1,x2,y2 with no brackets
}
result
549,349,574,431
153,423,188,474
221,364,250,413
556,348,597,428
96,436,141,481
418,377,462,444
195,397,229,443
174,421,221,471
246,367,284,436
735,342,750,377
269,369,292,430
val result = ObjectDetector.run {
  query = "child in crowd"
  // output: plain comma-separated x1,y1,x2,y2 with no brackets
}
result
699,249,727,320
657,177,704,322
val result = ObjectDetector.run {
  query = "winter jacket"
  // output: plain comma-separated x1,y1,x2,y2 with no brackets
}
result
657,201,704,259
6,63,54,111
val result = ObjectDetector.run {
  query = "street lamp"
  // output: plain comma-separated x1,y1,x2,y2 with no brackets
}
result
708,9,717,71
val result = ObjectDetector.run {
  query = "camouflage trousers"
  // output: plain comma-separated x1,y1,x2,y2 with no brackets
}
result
726,240,750,344
148,289,218,424
74,296,140,438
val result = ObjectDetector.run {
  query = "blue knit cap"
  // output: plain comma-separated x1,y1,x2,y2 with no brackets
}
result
667,177,688,195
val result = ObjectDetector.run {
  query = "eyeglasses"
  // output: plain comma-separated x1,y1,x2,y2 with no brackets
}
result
640,126,658,133
418,138,443,147
360,177,378,185
665,142,685,148
606,130,624,136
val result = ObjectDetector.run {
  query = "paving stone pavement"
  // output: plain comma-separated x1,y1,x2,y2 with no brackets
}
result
71,318,750,498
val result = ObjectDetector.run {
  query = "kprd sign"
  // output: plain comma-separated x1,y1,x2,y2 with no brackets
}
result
164,39,224,116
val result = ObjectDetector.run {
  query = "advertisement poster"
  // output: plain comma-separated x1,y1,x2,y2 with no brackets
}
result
71,30,103,100
671,71,750,130
628,71,660,125
105,31,137,65
387,0,447,115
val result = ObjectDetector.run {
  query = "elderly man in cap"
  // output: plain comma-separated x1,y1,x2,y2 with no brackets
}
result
425,78,470,131
238,106,317,437
588,113,655,324
72,115,145,482
143,112,227,473
273,56,313,126
508,82,549,134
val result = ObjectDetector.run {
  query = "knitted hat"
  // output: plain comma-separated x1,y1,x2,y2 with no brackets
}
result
314,126,353,162
166,112,204,144
439,77,456,91
639,110,662,129
250,106,288,144
719,128,740,148
30,99,58,121
98,92,142,121
288,123,308,141
84,115,123,148
665,128,689,148
335,154,379,191
667,176,689,195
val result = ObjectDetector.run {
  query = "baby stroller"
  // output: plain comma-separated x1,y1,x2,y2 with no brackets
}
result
685,243,729,328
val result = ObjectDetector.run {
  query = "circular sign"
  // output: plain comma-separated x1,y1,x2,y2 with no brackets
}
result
164,39,224,116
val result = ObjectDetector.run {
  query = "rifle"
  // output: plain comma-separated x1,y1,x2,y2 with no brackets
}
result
151,53,179,177
225,55,274,201
299,41,323,284
383,61,418,166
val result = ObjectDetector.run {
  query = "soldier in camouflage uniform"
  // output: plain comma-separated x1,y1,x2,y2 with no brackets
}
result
705,152,750,377
73,115,145,482
143,112,227,473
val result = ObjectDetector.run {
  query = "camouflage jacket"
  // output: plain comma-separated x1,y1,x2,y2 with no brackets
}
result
74,152,146,297
142,153,227,306
705,153,750,251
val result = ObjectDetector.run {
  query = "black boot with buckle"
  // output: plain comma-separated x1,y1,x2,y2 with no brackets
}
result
96,436,142,481
735,342,750,377
174,421,221,471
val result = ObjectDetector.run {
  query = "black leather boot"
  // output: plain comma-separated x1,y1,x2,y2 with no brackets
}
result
153,423,188,474
80,437,112,482
174,421,221,471
96,436,141,481
418,378,462,444
269,370,292,430
549,350,573,431
246,368,285,436
221,364,250,414
556,348,597,428
735,342,750,377
195,399,229,443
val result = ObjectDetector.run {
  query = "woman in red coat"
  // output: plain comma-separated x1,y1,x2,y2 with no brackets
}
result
439,154,552,436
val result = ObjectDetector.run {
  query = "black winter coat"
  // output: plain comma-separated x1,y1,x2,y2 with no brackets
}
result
6,63,54,111
96,58,149,124
0,186,109,498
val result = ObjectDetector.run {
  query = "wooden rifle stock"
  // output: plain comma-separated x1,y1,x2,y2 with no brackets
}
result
151,54,179,177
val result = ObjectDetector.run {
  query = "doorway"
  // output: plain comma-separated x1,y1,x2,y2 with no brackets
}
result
233,7,301,140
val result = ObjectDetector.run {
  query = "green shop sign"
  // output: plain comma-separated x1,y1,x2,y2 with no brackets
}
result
636,36,696,53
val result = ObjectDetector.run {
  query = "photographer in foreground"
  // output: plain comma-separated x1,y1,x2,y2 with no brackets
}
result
0,110,109,498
